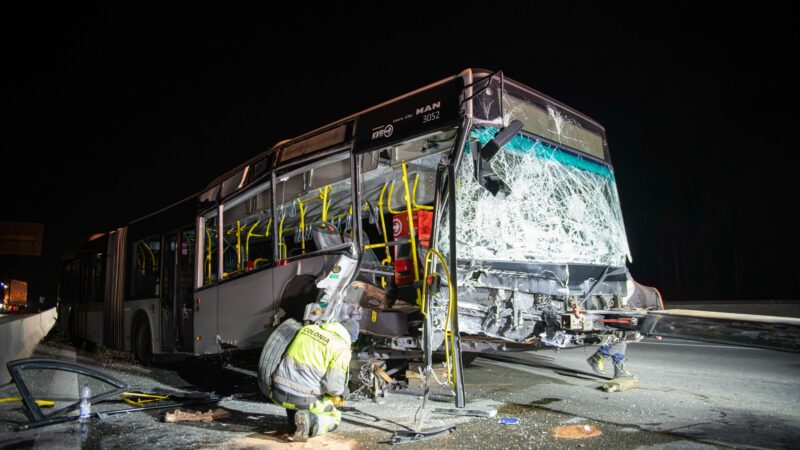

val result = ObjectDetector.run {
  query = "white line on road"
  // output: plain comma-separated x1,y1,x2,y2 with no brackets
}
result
638,341,763,350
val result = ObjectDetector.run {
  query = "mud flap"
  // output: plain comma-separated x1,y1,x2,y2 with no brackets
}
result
641,309,800,353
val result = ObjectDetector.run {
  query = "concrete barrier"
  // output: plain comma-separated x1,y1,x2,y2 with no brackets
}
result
0,307,57,384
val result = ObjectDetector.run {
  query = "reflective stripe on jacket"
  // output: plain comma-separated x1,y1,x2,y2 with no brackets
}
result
272,322,351,398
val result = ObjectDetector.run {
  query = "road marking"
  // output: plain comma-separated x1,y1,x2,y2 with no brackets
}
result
638,342,763,350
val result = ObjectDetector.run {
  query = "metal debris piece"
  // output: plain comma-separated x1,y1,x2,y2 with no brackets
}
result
432,407,497,418
164,408,230,423
390,425,456,445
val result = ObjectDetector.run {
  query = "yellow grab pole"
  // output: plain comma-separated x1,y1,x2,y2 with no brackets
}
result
401,162,421,303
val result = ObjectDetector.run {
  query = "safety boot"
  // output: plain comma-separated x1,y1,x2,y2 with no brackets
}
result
586,351,606,375
293,410,310,442
613,360,634,378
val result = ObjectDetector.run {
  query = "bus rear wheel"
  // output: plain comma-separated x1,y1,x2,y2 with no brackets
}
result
133,319,154,367
257,318,301,397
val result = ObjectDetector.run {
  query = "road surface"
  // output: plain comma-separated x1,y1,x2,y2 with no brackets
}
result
1,336,798,449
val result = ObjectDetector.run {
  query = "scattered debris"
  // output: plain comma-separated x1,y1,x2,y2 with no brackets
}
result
433,407,497,418
406,362,448,387
602,376,639,392
498,417,519,425
164,408,230,423
390,425,456,445
5,358,219,430
373,364,395,384
552,424,603,439
0,396,54,407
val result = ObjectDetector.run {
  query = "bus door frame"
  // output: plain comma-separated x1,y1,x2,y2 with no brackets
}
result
159,226,196,353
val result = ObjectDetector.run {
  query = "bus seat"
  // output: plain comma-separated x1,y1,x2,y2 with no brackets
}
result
312,221,343,250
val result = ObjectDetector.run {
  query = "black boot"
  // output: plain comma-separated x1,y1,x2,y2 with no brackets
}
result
293,410,311,442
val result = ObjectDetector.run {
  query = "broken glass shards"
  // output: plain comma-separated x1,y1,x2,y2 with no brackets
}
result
450,128,630,267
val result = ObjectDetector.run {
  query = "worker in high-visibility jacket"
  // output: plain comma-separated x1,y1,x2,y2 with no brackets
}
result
270,319,358,442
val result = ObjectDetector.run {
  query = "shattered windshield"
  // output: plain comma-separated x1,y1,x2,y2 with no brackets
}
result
451,127,630,267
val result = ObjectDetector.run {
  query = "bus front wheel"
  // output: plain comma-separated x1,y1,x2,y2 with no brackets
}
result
257,318,301,397
133,318,154,367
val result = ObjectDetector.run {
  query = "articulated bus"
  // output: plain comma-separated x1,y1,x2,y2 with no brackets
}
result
60,69,663,401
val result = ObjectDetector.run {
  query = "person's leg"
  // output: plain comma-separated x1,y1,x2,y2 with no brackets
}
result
608,341,633,377
286,409,297,434
587,344,612,374
307,398,341,437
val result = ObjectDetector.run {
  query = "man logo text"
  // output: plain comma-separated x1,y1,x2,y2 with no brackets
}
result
416,102,441,115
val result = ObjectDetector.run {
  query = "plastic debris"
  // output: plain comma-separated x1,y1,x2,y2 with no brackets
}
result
498,417,519,425
79,384,91,423
551,424,603,439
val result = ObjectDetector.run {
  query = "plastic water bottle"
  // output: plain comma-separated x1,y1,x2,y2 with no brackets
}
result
79,384,91,422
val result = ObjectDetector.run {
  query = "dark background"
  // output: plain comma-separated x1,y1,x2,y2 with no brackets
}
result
1,4,798,303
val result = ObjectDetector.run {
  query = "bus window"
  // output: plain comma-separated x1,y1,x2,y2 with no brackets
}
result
201,212,219,286
222,183,273,278
130,236,161,299
274,153,352,259
357,128,456,279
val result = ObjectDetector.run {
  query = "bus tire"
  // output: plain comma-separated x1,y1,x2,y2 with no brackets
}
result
257,318,301,398
133,318,154,367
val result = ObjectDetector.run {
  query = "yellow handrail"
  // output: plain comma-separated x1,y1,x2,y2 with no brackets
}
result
387,167,433,214
245,219,260,260
386,180,403,215
419,247,458,388
278,213,287,260
377,183,392,264
319,185,332,221
236,220,242,269
296,199,306,253
401,162,421,303
205,227,213,281
411,174,433,211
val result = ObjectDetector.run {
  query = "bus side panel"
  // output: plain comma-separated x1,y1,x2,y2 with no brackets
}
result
217,270,274,351
123,298,160,353
85,302,104,345
193,287,218,355
271,255,334,319
104,227,126,350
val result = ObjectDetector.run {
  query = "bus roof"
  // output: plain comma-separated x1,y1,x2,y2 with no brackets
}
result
202,67,609,199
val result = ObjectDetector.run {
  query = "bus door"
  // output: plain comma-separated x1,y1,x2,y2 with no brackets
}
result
160,232,177,352
176,227,195,352
159,227,196,353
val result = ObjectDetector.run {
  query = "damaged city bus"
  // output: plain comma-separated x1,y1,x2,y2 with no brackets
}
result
59,69,798,408
57,69,662,400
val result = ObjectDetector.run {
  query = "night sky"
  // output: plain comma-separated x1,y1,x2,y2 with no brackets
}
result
2,4,798,301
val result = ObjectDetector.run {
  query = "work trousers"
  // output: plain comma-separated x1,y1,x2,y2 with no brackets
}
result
598,341,627,363
273,389,341,436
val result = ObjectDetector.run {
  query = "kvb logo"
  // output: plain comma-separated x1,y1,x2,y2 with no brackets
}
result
371,124,394,140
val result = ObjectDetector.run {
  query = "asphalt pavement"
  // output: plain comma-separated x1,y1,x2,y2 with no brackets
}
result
1,335,798,449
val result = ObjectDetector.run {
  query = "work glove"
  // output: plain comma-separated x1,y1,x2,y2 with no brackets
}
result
327,395,345,407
